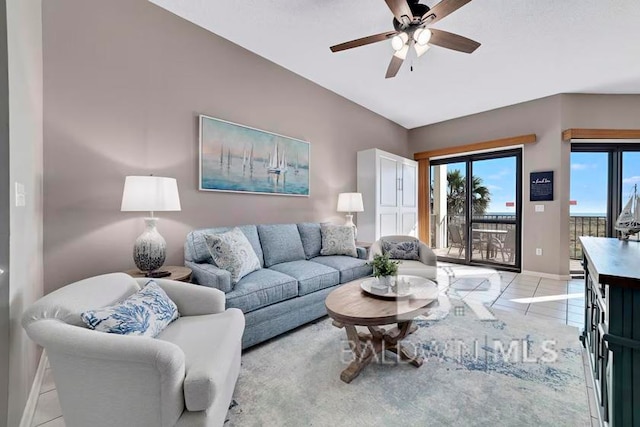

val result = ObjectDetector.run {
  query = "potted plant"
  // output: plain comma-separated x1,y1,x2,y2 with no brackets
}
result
369,253,400,287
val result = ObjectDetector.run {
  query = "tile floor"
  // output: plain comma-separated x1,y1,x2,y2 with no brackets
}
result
31,266,596,427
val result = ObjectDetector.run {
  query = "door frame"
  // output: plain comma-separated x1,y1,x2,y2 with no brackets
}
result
430,148,523,272
0,0,10,423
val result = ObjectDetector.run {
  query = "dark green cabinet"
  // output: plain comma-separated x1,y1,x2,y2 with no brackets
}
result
580,237,640,426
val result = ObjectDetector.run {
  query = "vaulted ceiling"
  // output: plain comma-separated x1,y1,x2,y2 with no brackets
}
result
149,0,640,129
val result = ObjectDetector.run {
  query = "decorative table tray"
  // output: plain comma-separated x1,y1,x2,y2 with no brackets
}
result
360,275,438,301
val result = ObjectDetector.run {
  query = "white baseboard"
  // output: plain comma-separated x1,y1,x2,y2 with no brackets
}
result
520,270,572,281
19,350,48,427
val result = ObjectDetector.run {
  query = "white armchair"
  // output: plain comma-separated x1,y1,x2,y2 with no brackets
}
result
369,235,437,280
22,273,245,427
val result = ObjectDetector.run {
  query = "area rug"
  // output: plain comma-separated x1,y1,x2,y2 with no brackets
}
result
227,303,589,426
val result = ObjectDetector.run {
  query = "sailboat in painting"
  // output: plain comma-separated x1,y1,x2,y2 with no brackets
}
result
242,147,248,171
615,184,640,239
267,143,288,175
249,144,254,172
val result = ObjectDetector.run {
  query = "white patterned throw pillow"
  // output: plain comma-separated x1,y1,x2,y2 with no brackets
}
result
81,281,179,337
320,224,357,257
204,227,261,284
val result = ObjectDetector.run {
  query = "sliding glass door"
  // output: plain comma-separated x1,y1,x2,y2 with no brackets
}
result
430,149,522,271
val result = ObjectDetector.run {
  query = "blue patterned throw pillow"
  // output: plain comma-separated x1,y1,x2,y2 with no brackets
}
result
81,281,179,337
382,239,420,260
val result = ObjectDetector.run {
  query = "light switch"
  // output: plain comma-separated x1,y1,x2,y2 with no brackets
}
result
15,182,25,207
535,204,544,213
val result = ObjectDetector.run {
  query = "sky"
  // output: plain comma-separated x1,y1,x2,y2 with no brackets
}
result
433,151,640,216
571,151,640,215
436,157,517,214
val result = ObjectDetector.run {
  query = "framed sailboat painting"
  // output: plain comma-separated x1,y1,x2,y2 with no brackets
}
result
199,115,310,196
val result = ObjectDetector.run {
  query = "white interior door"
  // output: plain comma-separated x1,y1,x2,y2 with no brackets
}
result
379,156,398,208
401,212,417,236
401,162,416,208
379,213,398,237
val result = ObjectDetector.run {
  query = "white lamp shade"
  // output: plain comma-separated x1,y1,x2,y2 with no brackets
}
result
337,193,364,213
121,176,181,212
414,42,431,58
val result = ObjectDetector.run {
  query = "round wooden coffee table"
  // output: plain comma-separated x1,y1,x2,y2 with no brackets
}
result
325,276,438,383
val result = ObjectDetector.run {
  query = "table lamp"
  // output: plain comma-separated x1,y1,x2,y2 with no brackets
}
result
337,192,364,238
121,176,181,278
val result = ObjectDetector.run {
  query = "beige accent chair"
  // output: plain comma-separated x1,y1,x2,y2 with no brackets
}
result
369,235,437,280
22,273,244,427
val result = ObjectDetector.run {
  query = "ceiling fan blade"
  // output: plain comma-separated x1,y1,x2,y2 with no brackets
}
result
385,47,407,79
385,0,414,23
330,31,398,53
385,56,404,79
422,0,472,24
429,28,480,53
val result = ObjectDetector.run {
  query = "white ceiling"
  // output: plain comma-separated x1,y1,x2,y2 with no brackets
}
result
149,0,640,129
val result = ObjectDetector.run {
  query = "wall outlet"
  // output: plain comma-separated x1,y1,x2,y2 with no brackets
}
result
535,248,543,256
535,205,544,212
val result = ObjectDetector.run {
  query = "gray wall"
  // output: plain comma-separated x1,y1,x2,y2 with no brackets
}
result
7,0,44,425
561,94,640,128
408,93,640,277
43,0,409,293
0,0,10,424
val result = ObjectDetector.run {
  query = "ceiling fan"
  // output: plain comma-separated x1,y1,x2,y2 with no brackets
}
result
330,0,480,79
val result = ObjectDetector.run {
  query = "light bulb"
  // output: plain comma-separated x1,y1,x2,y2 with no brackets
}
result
391,35,404,51
391,32,409,51
414,42,431,57
414,28,432,45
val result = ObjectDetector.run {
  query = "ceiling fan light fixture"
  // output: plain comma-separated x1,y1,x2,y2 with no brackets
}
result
414,28,432,45
394,44,410,60
391,32,409,51
414,42,431,57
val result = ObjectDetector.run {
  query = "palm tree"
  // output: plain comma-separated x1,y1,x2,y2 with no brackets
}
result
446,170,491,216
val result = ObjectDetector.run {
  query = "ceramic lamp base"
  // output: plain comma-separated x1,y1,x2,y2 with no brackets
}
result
133,217,167,274
344,213,358,239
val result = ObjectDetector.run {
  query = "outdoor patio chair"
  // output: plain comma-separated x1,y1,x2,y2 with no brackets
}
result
492,228,516,263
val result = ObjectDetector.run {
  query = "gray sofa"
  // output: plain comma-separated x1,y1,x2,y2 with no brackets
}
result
185,223,372,348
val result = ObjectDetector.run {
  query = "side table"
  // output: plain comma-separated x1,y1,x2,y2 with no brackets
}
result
124,266,192,283
356,241,372,257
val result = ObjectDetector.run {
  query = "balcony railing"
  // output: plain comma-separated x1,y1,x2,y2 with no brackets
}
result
430,214,606,262
569,216,607,260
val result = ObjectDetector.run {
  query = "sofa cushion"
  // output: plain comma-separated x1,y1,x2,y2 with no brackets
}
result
80,281,179,337
185,225,264,267
297,223,322,259
320,224,357,257
257,224,306,267
204,228,261,285
225,269,298,313
270,260,340,296
157,308,244,412
310,256,373,283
